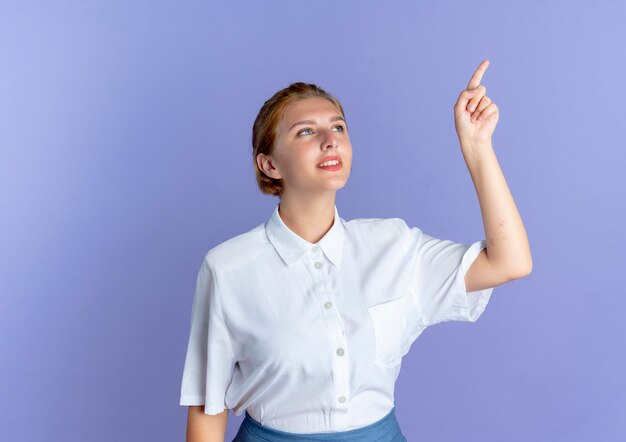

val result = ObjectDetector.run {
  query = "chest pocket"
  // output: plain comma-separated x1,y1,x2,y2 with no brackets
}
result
367,293,422,368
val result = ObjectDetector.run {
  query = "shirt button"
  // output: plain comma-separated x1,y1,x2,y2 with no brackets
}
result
338,395,347,403
314,261,322,269
324,301,332,309
336,348,345,356
311,245,319,253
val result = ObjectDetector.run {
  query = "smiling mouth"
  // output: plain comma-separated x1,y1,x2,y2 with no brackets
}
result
318,162,343,170
317,159,342,168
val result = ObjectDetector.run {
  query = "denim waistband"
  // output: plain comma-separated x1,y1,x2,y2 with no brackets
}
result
233,405,406,442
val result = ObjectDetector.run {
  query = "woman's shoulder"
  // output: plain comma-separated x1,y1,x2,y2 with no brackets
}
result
203,222,268,273
344,215,413,234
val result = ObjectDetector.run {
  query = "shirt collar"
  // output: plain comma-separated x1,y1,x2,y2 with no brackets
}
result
265,202,344,268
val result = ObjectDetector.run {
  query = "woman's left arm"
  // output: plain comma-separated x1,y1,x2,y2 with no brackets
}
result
453,60,533,291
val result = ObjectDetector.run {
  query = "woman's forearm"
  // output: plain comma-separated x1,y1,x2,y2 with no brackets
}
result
186,406,229,442
461,141,533,278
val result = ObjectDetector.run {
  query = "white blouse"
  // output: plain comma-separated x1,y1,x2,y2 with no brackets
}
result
179,202,494,433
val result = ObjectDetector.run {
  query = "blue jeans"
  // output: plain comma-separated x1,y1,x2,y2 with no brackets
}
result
232,405,407,441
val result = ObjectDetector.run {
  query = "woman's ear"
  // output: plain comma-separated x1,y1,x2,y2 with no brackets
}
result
257,154,281,179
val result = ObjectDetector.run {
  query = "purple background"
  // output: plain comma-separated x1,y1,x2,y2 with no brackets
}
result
1,1,624,441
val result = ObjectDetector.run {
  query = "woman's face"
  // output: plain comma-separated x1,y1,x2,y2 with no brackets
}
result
262,97,352,196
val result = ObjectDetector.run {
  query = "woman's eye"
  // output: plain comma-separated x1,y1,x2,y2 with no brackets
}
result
298,125,345,136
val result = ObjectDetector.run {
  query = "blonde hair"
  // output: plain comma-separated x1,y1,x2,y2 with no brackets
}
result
252,82,346,197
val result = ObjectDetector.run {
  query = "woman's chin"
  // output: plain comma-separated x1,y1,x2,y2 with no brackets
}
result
321,179,349,191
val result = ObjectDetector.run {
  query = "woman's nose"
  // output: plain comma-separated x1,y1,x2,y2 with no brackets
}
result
320,130,339,149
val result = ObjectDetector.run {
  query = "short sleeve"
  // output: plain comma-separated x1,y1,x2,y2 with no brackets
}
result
397,219,494,328
179,256,237,415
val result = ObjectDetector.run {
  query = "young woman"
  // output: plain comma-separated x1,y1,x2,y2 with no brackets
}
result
180,59,532,441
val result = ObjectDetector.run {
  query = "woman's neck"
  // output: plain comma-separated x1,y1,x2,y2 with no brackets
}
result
277,193,337,244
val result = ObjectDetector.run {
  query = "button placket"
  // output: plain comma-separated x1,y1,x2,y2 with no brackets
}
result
330,317,350,413
307,247,331,317
305,247,350,416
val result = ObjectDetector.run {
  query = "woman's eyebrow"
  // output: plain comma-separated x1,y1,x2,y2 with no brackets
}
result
289,116,345,132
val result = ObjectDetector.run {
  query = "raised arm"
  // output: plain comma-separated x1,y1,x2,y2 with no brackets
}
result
453,60,533,290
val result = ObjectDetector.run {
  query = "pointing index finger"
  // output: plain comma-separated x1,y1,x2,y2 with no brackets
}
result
467,59,490,90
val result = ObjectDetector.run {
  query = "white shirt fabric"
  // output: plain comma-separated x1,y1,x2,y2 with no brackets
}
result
179,202,494,433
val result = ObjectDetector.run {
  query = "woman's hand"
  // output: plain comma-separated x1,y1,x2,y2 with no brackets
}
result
454,59,499,147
